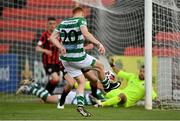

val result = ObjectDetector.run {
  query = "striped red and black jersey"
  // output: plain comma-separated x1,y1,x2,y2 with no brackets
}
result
37,31,59,66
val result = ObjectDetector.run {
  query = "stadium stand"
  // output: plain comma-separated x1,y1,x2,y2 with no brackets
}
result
154,32,180,41
0,0,79,46
124,46,179,57
3,8,83,18
0,19,47,30
0,31,35,42
124,31,180,57
27,0,75,7
0,44,10,54
124,47,144,56
101,0,115,6
1,0,90,42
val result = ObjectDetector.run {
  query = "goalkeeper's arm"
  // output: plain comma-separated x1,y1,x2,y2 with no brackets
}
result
108,57,133,81
152,89,161,108
108,57,120,74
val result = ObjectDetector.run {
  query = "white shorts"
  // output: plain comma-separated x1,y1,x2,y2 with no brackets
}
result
61,54,97,77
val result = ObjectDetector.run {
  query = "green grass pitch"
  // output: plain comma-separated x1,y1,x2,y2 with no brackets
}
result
0,94,180,120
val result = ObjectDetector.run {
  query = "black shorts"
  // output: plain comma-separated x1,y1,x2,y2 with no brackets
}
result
44,62,65,75
81,68,91,73
44,64,61,75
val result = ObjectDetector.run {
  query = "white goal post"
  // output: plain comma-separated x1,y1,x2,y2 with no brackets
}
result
145,0,153,110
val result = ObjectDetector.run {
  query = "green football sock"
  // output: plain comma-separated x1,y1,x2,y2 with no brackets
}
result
30,85,50,101
102,96,121,107
101,78,110,89
76,94,85,107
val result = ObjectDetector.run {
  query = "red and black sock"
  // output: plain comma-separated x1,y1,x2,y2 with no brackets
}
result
45,79,58,94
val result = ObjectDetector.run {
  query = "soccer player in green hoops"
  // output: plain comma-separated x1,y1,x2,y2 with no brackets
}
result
49,7,120,116
92,62,160,108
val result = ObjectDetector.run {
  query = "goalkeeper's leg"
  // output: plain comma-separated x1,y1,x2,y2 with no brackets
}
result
94,92,127,107
103,93,126,107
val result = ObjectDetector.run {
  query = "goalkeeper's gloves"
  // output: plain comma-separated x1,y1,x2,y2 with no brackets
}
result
109,57,115,67
153,98,161,108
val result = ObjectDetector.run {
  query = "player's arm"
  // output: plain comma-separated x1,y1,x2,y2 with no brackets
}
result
152,89,161,107
108,57,120,74
84,43,94,50
36,34,52,56
49,30,66,54
36,46,52,56
80,26,105,54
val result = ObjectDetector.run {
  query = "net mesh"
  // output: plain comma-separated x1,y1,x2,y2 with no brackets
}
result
153,0,180,109
0,0,78,102
1,0,180,109
74,0,180,110
74,0,145,55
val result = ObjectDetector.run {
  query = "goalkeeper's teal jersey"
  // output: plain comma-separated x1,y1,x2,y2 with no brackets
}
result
55,17,87,62
116,71,156,107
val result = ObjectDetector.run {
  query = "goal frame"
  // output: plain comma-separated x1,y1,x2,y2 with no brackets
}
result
145,0,153,110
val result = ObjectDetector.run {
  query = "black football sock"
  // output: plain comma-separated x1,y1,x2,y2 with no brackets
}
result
45,79,58,94
90,82,98,98
59,89,70,106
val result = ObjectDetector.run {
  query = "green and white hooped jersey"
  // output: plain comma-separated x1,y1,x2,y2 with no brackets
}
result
55,17,87,62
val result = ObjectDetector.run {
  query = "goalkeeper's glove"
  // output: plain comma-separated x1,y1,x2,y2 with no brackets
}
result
109,57,115,67
153,98,161,108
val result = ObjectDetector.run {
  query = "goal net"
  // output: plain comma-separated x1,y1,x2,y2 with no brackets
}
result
1,0,180,109
153,0,180,109
73,0,180,109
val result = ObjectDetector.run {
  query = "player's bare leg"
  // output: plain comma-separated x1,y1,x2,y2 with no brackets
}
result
16,81,51,102
45,72,60,94
75,74,92,117
83,70,98,98
57,73,75,109
46,95,59,103
93,60,120,92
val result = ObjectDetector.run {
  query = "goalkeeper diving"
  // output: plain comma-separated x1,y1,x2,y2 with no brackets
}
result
91,58,160,108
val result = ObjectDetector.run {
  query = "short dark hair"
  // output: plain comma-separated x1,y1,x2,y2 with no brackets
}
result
72,6,84,15
48,17,56,21
141,65,144,69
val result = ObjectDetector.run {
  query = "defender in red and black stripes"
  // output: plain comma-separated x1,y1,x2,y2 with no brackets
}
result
36,17,63,94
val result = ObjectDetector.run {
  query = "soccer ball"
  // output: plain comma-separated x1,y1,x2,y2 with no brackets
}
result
105,70,116,82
